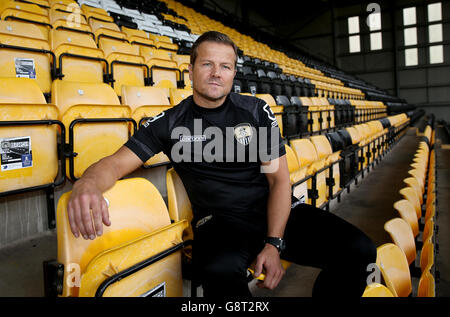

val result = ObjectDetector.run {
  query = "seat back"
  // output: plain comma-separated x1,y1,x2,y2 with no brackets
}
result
345,127,361,145
0,1,51,40
99,37,146,96
289,138,319,168
169,88,192,106
166,168,193,241
51,80,120,115
285,145,308,204
50,28,105,84
309,135,333,160
309,134,341,195
420,238,434,273
399,187,422,220
0,20,52,94
403,177,423,204
422,218,434,242
376,243,412,297
51,80,131,179
384,218,416,266
172,54,190,89
362,283,395,297
143,48,179,89
57,177,186,297
121,85,170,113
393,199,419,237
418,269,435,297
0,78,59,193
289,138,326,206
121,85,172,167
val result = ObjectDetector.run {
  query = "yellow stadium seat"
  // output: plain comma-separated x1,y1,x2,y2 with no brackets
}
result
54,177,188,297
141,48,181,90
51,80,133,180
121,26,156,54
255,94,284,135
0,77,61,195
422,218,434,243
418,269,435,297
424,198,435,223
166,168,194,258
399,187,422,220
172,54,190,85
169,88,192,106
309,135,341,196
285,145,308,204
376,243,412,297
403,177,423,205
147,33,178,52
90,19,126,43
0,20,54,96
384,218,416,266
49,7,88,29
289,138,327,208
121,85,172,167
362,283,395,297
50,28,106,84
19,0,50,8
0,0,51,40
420,238,434,273
299,97,321,132
50,0,78,7
98,36,149,97
393,199,419,238
81,4,111,21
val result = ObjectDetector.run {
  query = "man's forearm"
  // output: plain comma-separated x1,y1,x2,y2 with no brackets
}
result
266,180,292,238
74,146,142,192
75,156,121,192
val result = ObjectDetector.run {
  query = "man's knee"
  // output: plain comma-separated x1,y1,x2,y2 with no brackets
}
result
201,252,248,280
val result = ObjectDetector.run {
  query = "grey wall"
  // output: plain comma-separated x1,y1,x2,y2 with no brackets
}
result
300,0,450,120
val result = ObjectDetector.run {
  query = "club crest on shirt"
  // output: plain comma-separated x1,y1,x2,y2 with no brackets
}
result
233,123,253,146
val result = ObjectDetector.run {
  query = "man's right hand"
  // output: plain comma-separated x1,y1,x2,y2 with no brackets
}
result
64,146,145,240
67,178,111,240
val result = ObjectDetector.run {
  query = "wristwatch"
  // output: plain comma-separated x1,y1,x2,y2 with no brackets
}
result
264,237,286,253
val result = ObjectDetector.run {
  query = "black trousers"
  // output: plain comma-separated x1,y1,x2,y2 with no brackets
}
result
192,203,377,298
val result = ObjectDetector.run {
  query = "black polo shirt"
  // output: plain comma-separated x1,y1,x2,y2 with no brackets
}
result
124,92,285,232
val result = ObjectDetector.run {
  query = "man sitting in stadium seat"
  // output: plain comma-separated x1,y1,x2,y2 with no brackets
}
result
66,31,376,297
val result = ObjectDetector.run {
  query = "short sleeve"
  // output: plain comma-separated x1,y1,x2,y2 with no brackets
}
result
124,111,168,163
257,101,286,161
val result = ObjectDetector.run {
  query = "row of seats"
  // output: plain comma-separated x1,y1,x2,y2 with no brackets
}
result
0,77,398,196
363,124,437,297
0,1,191,98
0,78,412,203
286,114,409,210
158,0,365,100
253,95,388,138
80,0,199,42
0,0,369,104
0,77,192,194
1,0,362,106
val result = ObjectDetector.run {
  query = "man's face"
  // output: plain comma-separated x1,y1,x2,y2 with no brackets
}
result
189,41,236,105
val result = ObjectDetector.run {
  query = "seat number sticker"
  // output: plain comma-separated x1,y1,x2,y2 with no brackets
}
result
140,282,166,297
14,58,36,79
0,136,32,171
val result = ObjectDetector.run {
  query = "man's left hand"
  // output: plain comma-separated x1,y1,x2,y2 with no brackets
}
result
253,244,285,290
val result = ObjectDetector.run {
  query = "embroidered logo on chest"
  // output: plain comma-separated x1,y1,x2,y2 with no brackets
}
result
233,123,253,146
